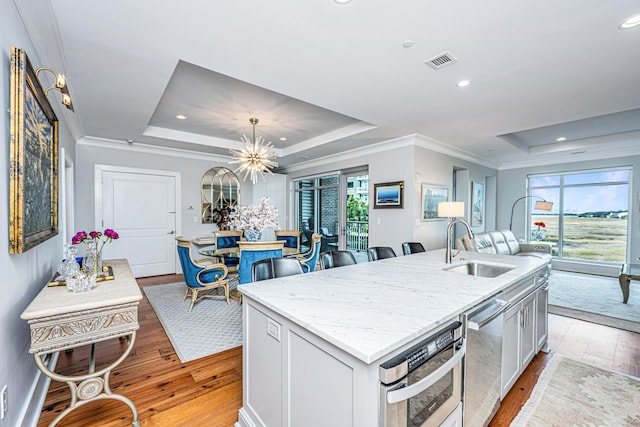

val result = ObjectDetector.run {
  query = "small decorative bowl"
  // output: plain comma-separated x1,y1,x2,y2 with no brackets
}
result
66,273,98,293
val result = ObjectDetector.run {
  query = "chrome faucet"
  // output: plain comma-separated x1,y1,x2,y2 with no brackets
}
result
446,219,474,263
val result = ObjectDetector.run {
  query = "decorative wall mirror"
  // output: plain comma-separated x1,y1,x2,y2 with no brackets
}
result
201,167,240,226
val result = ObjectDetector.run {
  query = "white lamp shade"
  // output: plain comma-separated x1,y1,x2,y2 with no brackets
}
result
438,202,465,218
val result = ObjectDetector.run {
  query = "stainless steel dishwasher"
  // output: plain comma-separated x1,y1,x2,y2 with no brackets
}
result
462,293,510,427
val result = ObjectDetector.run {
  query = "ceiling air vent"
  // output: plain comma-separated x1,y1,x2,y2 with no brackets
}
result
425,51,457,70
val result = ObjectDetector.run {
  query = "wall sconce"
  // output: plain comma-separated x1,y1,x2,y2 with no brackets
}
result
35,67,74,111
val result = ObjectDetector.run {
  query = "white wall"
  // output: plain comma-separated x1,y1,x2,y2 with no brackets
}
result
497,155,640,268
75,138,253,245
0,2,76,425
285,136,498,256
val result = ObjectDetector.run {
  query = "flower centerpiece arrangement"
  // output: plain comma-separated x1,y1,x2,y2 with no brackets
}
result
228,197,279,241
531,221,546,241
72,228,120,274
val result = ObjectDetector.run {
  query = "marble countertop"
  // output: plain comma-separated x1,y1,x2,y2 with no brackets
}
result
21,259,143,320
238,249,547,364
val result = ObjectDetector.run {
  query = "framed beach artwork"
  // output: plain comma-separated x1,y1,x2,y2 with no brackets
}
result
9,47,59,253
471,181,484,227
421,184,448,220
374,181,404,209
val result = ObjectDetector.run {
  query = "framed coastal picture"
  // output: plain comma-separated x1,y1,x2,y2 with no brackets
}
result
374,181,404,209
9,47,59,253
471,181,484,227
421,184,448,220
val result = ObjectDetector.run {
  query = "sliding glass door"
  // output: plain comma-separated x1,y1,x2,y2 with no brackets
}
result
295,174,339,251
528,168,631,263
294,171,369,257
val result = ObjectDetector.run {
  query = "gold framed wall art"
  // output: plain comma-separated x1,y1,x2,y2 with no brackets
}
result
9,47,59,254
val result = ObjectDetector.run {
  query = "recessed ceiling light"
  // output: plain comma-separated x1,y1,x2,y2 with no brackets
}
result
402,40,416,48
456,80,470,88
176,114,187,120
619,13,640,29
279,137,287,141
556,137,567,142
334,0,351,4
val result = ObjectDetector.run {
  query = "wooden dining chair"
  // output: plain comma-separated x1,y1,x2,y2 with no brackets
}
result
274,230,302,255
176,237,230,311
237,241,285,284
213,230,243,273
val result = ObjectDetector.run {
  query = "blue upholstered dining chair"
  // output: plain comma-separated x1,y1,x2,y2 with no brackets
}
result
274,230,301,255
294,233,322,273
237,241,285,284
176,237,230,312
213,230,243,274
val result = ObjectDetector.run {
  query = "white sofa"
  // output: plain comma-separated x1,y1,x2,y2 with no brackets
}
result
459,230,552,261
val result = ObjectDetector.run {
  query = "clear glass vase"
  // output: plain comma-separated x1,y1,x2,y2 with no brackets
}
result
531,229,547,241
56,244,80,281
82,241,103,275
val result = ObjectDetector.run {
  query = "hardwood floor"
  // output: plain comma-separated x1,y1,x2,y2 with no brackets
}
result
38,274,640,426
490,313,640,426
38,274,242,427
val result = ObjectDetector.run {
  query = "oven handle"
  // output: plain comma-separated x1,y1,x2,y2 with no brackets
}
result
386,338,466,404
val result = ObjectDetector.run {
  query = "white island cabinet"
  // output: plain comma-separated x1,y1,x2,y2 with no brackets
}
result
235,249,549,427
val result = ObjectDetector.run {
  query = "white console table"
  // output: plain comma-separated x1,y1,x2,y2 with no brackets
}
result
21,259,143,427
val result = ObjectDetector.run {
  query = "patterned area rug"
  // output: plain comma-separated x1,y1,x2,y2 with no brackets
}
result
512,354,640,426
143,282,242,363
549,271,640,333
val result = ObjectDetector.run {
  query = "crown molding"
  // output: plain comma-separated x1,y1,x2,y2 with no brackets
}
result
78,136,233,163
281,134,416,173
413,134,499,169
498,143,640,170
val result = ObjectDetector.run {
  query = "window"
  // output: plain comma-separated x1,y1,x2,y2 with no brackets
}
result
528,168,631,263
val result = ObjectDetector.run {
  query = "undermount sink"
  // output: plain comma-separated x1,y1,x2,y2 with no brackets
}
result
444,261,515,278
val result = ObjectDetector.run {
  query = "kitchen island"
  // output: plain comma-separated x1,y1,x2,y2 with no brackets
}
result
235,249,548,427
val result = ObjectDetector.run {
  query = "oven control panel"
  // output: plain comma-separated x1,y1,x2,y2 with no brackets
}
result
379,321,461,384
407,329,454,370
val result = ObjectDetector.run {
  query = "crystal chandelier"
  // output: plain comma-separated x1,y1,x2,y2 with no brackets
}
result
229,117,278,184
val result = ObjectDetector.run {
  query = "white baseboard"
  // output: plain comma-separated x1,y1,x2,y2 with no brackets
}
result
551,259,619,277
19,352,58,427
235,407,259,427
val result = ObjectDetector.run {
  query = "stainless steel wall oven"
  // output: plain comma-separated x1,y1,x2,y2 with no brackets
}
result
379,321,465,427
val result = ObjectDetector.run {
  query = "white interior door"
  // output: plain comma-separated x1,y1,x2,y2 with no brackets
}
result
98,167,179,277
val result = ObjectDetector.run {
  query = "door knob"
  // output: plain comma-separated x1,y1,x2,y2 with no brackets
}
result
167,230,175,234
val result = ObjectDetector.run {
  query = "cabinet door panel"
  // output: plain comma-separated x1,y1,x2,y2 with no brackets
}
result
536,286,549,352
520,293,537,368
501,303,521,399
